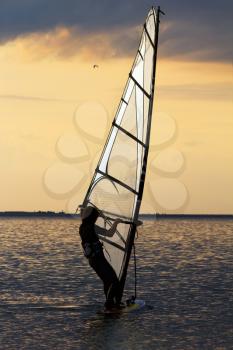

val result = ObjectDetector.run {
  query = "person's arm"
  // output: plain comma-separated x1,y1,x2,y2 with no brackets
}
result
105,218,121,237
95,219,143,237
95,218,122,237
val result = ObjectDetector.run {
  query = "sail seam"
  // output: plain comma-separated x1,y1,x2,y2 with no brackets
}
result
112,121,147,148
129,72,151,99
143,24,155,49
96,168,139,195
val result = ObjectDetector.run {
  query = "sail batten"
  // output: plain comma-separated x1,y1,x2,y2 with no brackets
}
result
96,168,139,195
129,73,151,99
138,50,144,60
112,122,147,148
99,236,126,252
121,98,128,105
81,7,160,300
144,23,156,49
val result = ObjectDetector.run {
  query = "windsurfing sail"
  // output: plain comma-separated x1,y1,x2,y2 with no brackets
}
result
81,6,162,301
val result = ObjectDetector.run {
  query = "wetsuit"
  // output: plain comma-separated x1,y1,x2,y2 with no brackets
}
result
79,222,121,307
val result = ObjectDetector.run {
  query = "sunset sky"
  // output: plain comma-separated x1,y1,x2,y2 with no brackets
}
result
0,0,232,214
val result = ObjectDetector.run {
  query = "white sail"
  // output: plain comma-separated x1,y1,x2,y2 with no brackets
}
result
81,7,161,299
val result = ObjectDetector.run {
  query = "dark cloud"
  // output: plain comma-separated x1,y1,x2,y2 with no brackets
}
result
159,0,233,62
0,0,232,62
0,0,148,41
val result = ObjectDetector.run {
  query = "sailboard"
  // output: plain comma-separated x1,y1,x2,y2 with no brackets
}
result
98,299,146,315
80,6,163,303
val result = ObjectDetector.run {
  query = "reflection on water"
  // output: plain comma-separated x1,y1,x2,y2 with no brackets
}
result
0,219,232,349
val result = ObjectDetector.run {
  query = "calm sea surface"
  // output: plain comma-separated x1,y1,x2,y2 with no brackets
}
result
0,219,232,350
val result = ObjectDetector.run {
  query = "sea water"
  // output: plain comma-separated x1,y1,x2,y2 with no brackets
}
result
0,219,232,349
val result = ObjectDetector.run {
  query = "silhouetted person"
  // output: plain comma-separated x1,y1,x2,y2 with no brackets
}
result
79,206,122,309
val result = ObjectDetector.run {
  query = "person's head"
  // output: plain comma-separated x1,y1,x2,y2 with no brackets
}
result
80,206,99,224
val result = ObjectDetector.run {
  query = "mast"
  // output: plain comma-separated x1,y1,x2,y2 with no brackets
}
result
118,6,163,300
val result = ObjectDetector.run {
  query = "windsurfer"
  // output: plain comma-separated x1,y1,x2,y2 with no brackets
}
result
79,206,123,309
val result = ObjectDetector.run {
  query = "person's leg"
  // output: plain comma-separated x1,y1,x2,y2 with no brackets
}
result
99,259,121,306
106,278,121,305
89,255,120,306
89,256,115,301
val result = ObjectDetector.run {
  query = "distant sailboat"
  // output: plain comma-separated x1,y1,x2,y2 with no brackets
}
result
80,6,163,304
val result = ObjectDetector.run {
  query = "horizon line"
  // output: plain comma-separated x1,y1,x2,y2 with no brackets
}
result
0,211,232,219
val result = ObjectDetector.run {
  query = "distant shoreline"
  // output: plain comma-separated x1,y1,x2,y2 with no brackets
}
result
0,211,232,220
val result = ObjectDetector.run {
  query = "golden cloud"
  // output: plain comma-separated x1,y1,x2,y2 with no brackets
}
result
1,25,141,62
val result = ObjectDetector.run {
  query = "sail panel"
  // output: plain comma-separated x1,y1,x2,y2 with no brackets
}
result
107,130,139,190
101,237,127,277
132,52,144,87
144,39,154,97
88,175,136,219
123,78,135,104
118,85,137,138
146,11,156,42
143,95,150,144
